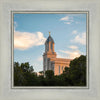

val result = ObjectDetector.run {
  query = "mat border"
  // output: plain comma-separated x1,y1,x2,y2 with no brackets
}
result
11,11,89,89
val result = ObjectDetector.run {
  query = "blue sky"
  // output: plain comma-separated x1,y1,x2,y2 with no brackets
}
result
14,13,86,72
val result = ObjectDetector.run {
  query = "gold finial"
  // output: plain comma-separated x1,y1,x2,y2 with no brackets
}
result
49,31,51,36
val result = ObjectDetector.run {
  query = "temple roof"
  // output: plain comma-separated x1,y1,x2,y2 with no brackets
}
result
45,35,54,44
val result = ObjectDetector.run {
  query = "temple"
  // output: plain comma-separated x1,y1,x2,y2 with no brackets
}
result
43,32,72,75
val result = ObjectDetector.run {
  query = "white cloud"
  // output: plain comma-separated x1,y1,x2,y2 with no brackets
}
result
14,31,46,50
69,45,78,49
72,30,77,34
64,22,71,24
60,16,73,24
60,15,81,25
66,22,71,24
71,32,86,45
60,16,69,21
59,50,82,59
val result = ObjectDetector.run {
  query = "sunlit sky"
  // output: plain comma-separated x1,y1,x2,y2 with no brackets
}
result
14,13,86,72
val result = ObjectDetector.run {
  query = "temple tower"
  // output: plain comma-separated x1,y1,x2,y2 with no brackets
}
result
43,32,56,73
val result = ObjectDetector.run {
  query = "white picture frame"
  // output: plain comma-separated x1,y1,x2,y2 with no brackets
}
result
12,11,89,89
0,0,100,100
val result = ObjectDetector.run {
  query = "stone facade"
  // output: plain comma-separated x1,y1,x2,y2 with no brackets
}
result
43,33,72,75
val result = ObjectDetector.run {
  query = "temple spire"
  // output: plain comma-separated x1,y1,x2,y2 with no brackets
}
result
49,31,51,36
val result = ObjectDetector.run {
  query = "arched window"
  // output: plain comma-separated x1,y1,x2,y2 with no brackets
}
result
62,66,63,71
51,43,52,50
59,65,60,74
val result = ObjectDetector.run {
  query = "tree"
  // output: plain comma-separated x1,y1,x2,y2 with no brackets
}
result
14,62,34,86
69,55,86,86
63,67,70,74
20,62,34,73
45,70,54,79
14,62,26,86
14,55,86,86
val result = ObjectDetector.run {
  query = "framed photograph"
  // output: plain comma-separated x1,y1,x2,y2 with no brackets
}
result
12,11,88,89
0,0,100,100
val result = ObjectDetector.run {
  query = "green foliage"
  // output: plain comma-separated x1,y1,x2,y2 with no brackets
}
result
20,62,34,73
69,55,86,86
14,55,86,86
45,70,54,79
14,62,34,86
14,62,26,86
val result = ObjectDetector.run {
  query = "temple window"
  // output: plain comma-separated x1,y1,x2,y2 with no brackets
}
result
59,65,60,74
51,43,52,50
62,66,63,71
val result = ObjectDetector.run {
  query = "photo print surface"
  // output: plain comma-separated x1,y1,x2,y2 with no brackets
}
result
13,12,88,87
